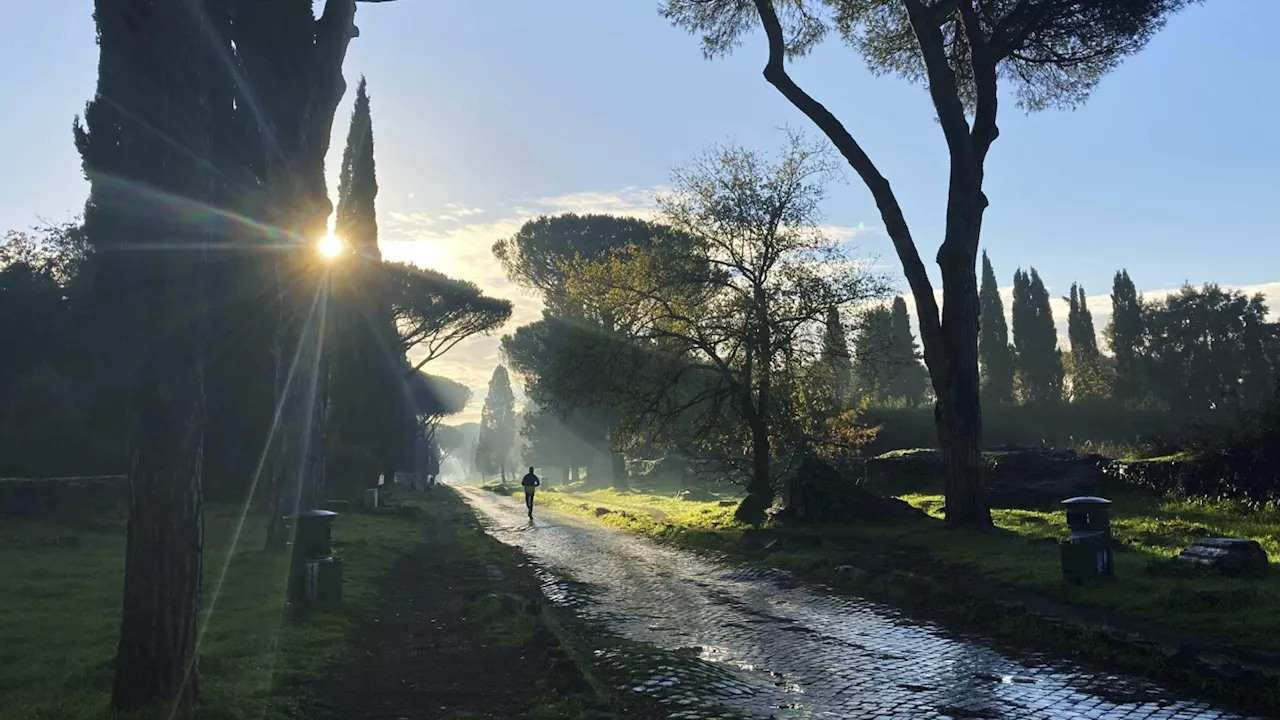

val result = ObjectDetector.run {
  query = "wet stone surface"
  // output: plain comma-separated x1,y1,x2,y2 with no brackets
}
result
458,488,1261,720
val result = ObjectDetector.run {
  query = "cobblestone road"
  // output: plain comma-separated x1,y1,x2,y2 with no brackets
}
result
457,487,1259,720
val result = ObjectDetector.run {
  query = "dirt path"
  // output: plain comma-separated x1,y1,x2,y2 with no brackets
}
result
459,485,1260,720
304,494,608,720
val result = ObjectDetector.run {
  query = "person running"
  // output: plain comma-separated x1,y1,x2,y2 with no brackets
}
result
520,466,541,519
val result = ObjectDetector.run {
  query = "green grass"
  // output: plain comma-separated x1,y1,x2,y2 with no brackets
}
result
515,485,747,554
881,490,1280,647
0,504,422,720
513,483,1280,653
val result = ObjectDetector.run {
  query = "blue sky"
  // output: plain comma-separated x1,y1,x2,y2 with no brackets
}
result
3,1,1277,420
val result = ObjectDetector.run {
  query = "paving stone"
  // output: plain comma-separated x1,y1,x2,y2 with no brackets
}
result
463,488,1264,720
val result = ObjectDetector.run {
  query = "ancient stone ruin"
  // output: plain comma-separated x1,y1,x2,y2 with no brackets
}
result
1173,538,1270,577
775,455,924,524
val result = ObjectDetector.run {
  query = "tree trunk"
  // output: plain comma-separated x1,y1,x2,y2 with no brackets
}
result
610,450,628,489
500,464,506,485
750,0,994,527
747,414,771,500
561,466,569,486
570,465,580,484
112,389,205,710
933,179,992,528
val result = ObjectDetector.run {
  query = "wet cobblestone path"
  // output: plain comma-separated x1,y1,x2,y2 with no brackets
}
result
458,487,1260,720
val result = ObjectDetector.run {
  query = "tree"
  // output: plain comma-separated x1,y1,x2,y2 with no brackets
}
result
502,315,610,485
1143,285,1276,416
853,305,896,402
229,0,398,549
385,262,513,369
328,77,409,491
561,135,887,524
478,366,517,483
494,213,674,315
495,214,687,489
1011,268,1063,404
1065,283,1109,400
73,0,221,709
662,0,1198,527
886,296,930,405
1106,269,1146,404
978,251,1014,404
820,305,853,406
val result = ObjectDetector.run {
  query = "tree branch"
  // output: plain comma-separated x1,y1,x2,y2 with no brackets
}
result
958,1,999,163
751,0,942,345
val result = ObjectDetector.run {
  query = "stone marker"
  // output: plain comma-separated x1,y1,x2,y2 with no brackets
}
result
1173,537,1269,576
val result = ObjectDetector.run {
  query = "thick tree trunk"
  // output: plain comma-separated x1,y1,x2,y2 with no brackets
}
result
112,379,205,710
104,0,213,707
933,177,993,528
751,0,993,527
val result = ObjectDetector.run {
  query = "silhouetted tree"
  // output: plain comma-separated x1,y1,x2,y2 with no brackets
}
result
662,0,1198,527
1065,283,1109,400
328,78,409,490
1012,268,1063,403
495,214,686,488
978,251,1014,404
1106,269,1146,404
853,305,895,401
1143,285,1276,416
820,305,853,406
386,262,512,370
479,366,517,483
73,0,222,709
887,297,930,405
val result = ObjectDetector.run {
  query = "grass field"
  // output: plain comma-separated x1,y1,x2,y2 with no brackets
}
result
0,504,422,720
507,482,1280,652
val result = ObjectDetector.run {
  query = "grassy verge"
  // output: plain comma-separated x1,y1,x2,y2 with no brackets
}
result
0,504,421,720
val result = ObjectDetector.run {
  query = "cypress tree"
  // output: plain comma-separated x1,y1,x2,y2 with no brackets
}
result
887,296,930,405
978,251,1014,404
330,78,408,488
337,78,379,260
853,305,894,403
1066,283,1107,400
479,366,517,483
1106,270,1145,404
1012,268,1063,403
820,305,853,406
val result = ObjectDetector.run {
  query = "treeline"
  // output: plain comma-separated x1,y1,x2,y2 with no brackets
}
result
0,80,510,498
865,255,1280,453
977,253,1279,415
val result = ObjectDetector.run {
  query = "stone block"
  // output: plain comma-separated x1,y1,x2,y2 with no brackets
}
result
1173,537,1269,576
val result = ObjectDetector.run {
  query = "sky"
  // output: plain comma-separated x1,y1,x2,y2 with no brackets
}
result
2,1,1277,423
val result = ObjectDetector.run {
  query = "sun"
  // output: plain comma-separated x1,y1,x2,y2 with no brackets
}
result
318,233,344,259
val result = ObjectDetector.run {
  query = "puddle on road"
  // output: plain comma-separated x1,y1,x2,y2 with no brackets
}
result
464,489,1263,720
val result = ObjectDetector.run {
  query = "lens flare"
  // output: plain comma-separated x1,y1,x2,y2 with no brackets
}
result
318,233,343,259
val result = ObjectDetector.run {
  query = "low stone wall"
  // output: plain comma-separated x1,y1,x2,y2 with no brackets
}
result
854,448,1110,509
0,475,127,519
